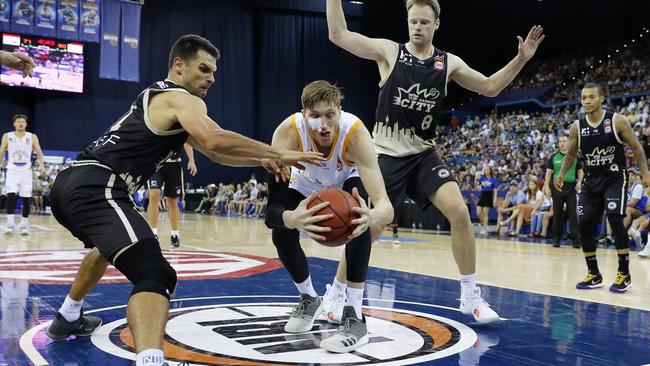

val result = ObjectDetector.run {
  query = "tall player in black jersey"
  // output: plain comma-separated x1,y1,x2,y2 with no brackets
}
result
556,83,650,293
44,34,322,366
326,0,544,324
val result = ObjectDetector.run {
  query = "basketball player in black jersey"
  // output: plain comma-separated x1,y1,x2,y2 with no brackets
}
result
0,50,34,76
556,83,650,293
326,0,544,323
44,34,323,366
147,143,196,248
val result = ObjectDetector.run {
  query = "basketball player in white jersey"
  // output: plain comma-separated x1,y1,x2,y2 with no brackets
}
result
0,50,34,76
0,114,45,234
265,80,393,353
326,0,544,324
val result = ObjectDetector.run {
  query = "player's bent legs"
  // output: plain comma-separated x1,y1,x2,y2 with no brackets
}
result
429,181,475,275
112,238,176,353
147,188,162,230
69,248,108,301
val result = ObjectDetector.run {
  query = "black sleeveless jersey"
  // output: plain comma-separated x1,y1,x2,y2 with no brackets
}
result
578,111,626,177
373,44,447,157
77,80,190,192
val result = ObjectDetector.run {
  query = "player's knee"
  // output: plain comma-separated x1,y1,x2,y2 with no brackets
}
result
446,204,471,227
112,239,177,300
272,228,299,249
149,189,162,201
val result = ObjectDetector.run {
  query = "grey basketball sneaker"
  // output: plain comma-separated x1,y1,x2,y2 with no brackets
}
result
284,294,324,333
320,306,369,353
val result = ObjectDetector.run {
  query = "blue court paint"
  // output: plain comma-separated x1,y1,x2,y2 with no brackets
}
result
4,255,650,365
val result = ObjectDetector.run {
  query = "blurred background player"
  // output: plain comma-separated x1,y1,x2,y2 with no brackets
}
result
146,143,197,248
0,114,45,234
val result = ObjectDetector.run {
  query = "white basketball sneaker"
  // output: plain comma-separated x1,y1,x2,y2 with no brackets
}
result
4,225,14,234
322,284,345,324
460,287,500,324
20,223,29,236
639,245,650,258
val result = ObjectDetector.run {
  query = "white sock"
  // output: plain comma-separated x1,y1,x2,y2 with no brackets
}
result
21,217,29,226
59,295,83,322
136,349,165,366
7,214,14,226
460,274,477,299
171,230,179,237
294,275,318,298
151,227,158,236
345,287,364,319
333,278,347,295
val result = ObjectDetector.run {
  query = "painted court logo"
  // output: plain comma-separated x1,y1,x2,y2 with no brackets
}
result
90,298,477,365
0,250,282,284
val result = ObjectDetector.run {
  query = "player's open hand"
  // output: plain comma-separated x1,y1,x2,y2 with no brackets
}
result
187,161,198,176
518,25,545,62
0,51,35,77
262,159,291,182
278,149,324,170
349,187,371,240
285,192,333,241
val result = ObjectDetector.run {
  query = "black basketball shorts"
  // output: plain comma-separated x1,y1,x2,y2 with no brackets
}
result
577,172,628,221
147,162,184,198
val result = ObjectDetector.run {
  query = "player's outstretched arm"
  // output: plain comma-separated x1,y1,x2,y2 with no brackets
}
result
172,93,324,168
183,143,197,176
326,0,396,63
344,123,394,239
449,25,544,97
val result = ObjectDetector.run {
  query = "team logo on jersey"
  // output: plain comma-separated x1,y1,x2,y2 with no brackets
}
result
89,299,477,365
584,146,616,167
607,201,618,211
434,55,444,70
576,205,584,215
437,168,450,178
604,119,612,133
0,250,281,284
393,84,440,113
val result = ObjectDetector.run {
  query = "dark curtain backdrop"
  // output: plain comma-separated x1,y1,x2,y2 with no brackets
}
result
0,0,375,186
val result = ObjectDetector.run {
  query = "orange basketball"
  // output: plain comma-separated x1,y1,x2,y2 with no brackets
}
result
307,188,360,247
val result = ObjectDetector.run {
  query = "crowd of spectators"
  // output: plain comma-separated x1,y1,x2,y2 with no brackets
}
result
505,38,649,104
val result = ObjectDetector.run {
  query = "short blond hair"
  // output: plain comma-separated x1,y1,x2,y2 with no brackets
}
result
405,0,441,19
301,80,344,111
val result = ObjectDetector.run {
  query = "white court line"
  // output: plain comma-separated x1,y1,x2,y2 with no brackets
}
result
21,294,506,365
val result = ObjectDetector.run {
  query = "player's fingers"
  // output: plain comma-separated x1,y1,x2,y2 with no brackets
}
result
350,216,368,226
305,224,330,233
306,201,330,214
349,225,368,240
307,231,327,242
306,213,333,224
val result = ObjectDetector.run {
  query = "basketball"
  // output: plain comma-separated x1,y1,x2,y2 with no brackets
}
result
307,188,360,247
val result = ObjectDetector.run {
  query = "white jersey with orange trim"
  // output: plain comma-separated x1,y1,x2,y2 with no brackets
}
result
6,132,33,171
288,111,361,196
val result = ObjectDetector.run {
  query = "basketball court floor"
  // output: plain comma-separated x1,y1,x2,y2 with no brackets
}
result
1,213,649,365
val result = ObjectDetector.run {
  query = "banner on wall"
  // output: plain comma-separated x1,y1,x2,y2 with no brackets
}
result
57,0,78,40
0,0,11,32
119,0,139,82
34,0,55,37
99,0,119,79
79,0,98,42
11,0,34,34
